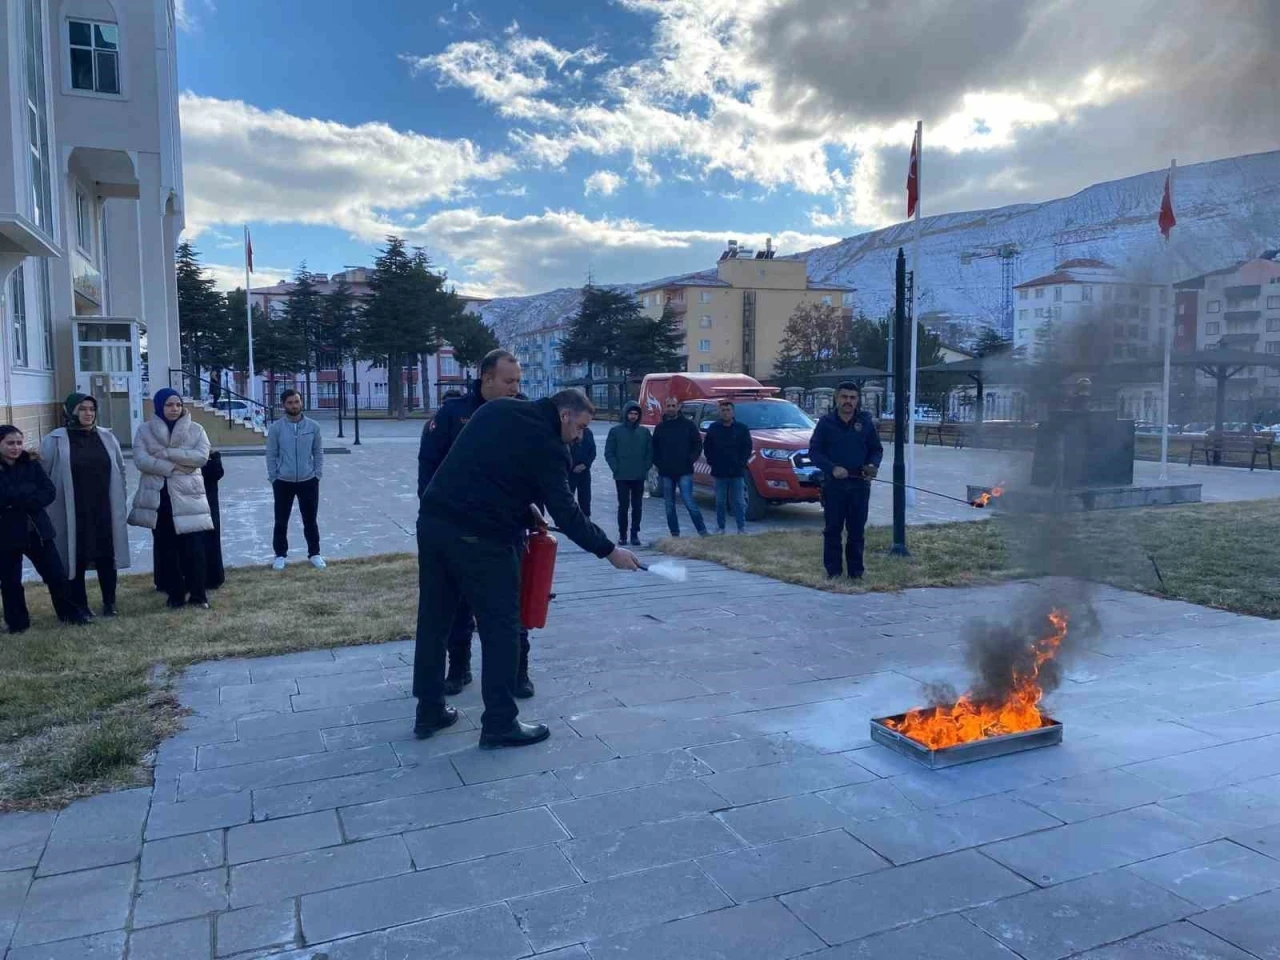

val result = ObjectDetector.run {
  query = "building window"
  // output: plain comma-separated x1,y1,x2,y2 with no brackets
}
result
9,269,30,367
68,20,120,94
1205,321,1221,335
1034,287,1045,299
1054,286,1062,301
697,363,712,372
820,295,832,306
23,0,54,233
1103,287,1112,302
1268,296,1280,309
38,259,54,369
699,315,712,328
1018,309,1028,321
1266,341,1280,355
1207,300,1222,314
1268,318,1280,332
1018,289,1028,301
1080,286,1092,302
1159,287,1167,303
841,292,855,306
1016,328,1029,341
439,355,460,377
697,339,711,353
75,190,91,252
699,291,712,303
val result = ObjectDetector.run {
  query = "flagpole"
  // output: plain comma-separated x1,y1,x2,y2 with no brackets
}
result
244,225,256,407
907,120,922,508
1159,159,1176,481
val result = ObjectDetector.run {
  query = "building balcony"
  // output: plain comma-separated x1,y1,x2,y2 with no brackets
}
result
0,214,59,261
1224,310,1261,325
1225,284,1261,301
664,298,687,314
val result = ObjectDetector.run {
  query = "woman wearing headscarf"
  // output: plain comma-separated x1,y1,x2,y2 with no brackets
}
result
39,393,131,617
130,389,214,609
0,425,90,632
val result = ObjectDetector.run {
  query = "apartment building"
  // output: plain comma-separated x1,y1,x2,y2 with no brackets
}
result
634,240,855,380
1175,251,1280,402
249,267,490,410
2,0,184,443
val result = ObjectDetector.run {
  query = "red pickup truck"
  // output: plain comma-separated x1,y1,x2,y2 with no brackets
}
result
636,373,821,520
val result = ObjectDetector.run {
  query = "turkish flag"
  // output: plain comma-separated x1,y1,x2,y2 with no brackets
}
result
246,228,254,273
906,130,919,219
1158,174,1176,239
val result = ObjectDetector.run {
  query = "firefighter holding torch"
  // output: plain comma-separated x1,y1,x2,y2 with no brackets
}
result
412,389,641,749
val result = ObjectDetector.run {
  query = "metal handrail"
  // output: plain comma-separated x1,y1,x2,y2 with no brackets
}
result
168,369,276,426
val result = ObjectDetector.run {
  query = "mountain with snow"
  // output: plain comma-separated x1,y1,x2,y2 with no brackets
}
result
481,150,1280,341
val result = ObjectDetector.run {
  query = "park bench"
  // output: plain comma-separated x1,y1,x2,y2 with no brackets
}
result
1188,431,1275,470
922,422,967,449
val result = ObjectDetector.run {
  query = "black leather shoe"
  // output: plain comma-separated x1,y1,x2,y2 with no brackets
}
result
443,671,472,696
514,674,535,699
413,704,460,739
102,603,118,618
479,721,550,749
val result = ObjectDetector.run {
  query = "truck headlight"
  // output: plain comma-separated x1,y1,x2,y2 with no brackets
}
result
759,448,792,460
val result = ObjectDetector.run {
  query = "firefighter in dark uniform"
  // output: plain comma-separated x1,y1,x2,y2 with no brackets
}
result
413,389,641,748
418,349,522,696
808,381,883,580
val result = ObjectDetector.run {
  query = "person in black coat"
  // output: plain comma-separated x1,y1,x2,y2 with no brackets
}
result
568,428,595,518
651,397,708,536
413,390,641,749
808,382,883,579
0,426,89,633
701,399,754,533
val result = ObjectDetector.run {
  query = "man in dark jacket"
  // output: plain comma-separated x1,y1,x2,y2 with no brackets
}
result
418,349,522,695
414,390,641,748
702,399,753,534
808,381,883,579
651,397,708,537
569,428,596,518
604,401,653,546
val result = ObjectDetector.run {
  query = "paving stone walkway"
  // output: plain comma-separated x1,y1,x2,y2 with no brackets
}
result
3,545,1280,958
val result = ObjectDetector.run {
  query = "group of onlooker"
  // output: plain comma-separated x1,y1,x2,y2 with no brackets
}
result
1,383,329,634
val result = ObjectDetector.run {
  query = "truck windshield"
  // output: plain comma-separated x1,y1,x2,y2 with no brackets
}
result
728,401,814,430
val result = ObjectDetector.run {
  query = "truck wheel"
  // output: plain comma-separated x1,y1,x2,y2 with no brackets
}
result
646,466,662,498
745,481,769,521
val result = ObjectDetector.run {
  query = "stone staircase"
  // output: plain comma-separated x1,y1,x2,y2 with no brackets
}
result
180,397,267,448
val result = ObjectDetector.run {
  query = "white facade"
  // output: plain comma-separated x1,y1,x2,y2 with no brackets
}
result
1,0,183,442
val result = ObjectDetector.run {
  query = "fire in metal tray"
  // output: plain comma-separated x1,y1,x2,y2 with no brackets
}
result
883,609,1068,750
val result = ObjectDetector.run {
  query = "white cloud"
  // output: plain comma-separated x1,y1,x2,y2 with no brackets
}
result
179,94,514,240
583,170,625,196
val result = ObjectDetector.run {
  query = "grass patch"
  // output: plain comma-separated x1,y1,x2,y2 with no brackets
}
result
660,499,1280,620
0,554,418,809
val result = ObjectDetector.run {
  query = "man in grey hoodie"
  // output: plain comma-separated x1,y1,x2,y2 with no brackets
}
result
266,389,325,570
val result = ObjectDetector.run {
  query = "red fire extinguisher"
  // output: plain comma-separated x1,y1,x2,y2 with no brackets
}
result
519,528,558,630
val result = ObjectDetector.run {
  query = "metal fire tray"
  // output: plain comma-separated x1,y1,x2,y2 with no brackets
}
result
869,714,1063,769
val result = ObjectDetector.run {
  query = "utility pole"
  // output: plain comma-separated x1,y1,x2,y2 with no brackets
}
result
891,248,909,556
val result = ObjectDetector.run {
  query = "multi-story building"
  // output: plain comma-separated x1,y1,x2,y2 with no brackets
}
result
633,240,855,380
248,268,489,410
2,0,183,443
1176,251,1280,404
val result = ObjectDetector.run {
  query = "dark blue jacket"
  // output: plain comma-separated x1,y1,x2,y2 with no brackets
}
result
702,419,753,479
809,409,883,480
418,383,485,498
0,454,57,547
571,428,596,470
421,398,614,558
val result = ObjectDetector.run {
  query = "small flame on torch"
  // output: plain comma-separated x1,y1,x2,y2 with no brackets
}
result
971,483,1006,508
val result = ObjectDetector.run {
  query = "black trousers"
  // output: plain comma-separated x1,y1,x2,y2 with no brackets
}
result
272,478,321,558
822,479,871,578
447,599,475,675
155,488,208,605
413,515,523,732
68,555,117,612
569,469,592,518
614,478,645,538
0,534,75,632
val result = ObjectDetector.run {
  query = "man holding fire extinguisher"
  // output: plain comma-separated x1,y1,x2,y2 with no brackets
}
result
414,389,641,748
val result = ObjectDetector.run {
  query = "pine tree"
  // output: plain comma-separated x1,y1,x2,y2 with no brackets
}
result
444,311,499,379
618,303,686,389
175,241,229,387
974,327,1012,358
560,282,638,406
283,264,323,408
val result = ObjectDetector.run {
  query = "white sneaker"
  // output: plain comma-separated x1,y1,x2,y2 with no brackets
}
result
271,557,287,571
310,556,327,570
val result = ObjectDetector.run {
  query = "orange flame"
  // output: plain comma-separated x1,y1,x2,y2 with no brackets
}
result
883,609,1067,750
971,483,1006,508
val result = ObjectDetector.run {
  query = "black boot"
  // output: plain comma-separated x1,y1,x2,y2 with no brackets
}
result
102,602,118,618
514,632,534,699
443,664,473,696
413,702,460,740
479,721,550,749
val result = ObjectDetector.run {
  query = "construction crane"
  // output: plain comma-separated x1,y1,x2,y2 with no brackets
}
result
959,243,1021,338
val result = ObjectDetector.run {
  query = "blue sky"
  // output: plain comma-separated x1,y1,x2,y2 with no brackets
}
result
175,0,1275,298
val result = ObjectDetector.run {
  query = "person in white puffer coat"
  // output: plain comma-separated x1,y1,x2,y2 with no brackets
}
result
129,388,214,609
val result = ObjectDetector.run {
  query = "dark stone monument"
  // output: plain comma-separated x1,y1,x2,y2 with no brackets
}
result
1031,411,1135,488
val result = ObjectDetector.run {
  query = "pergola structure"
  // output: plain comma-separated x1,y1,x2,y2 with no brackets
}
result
914,356,1046,423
